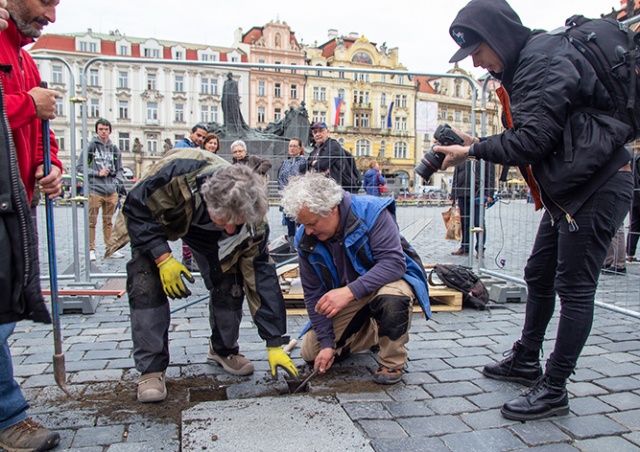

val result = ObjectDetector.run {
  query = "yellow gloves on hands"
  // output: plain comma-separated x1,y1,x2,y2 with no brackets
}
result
267,346,299,378
157,255,195,299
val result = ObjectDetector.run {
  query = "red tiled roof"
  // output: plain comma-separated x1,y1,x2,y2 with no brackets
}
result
31,34,75,51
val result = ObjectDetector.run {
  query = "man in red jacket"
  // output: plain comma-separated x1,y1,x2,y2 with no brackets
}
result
0,0,62,203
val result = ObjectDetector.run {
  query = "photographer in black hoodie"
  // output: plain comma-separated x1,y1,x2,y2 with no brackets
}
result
436,0,633,421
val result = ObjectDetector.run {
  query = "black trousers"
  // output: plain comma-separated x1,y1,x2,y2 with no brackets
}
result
520,171,633,381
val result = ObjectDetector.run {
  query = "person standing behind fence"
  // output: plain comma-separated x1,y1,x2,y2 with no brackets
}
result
277,138,306,238
304,122,360,194
231,140,272,176
438,0,633,422
362,161,386,196
76,118,125,262
450,159,495,257
627,149,640,263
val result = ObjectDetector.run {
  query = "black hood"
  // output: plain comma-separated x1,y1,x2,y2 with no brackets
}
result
449,0,531,80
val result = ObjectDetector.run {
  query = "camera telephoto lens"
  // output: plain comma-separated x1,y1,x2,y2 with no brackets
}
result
415,150,445,181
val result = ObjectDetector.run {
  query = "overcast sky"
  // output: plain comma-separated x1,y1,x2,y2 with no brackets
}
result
44,0,619,77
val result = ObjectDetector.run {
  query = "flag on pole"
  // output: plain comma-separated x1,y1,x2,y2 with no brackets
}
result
332,97,343,126
386,101,394,129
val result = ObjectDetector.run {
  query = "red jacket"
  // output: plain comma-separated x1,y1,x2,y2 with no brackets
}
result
0,19,61,202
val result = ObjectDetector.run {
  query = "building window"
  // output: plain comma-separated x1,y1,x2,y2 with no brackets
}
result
55,98,63,116
397,75,404,85
118,71,128,89
175,103,184,122
381,115,386,129
394,141,407,159
147,73,157,90
89,99,99,117
89,69,99,86
119,132,130,152
275,61,281,72
354,113,370,128
257,106,265,123
440,109,448,120
118,100,128,119
338,112,345,126
290,84,297,99
320,87,327,101
258,59,265,71
201,78,218,95
230,56,239,63
274,83,281,98
174,75,184,92
52,65,63,84
146,102,158,122
79,41,97,52
353,90,370,106
54,130,65,151
146,133,158,155
258,81,265,97
394,94,407,108
291,63,297,74
338,89,345,99
313,87,327,101
394,116,407,131
144,48,160,58
201,105,213,123
455,110,462,122
356,139,371,157
381,74,387,83
379,140,386,158
312,110,327,124
274,108,282,121
211,105,218,123
174,51,184,60
119,45,129,56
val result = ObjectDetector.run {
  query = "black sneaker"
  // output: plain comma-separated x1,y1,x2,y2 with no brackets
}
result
483,340,542,386
601,265,627,275
501,375,570,421
0,418,60,451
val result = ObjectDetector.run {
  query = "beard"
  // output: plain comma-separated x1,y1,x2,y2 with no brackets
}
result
8,8,47,38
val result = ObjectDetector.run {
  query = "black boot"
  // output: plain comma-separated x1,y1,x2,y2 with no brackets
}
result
500,375,569,421
483,340,542,386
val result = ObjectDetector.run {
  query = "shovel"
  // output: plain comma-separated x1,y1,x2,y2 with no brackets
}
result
41,81,72,397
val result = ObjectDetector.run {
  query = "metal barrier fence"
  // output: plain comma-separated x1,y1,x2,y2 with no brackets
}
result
31,53,640,319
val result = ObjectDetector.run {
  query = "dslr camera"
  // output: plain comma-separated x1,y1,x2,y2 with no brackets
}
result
415,124,464,181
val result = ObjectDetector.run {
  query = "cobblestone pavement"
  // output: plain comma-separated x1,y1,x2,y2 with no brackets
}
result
6,202,639,451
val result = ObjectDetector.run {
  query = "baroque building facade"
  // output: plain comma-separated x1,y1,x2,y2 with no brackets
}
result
30,29,249,177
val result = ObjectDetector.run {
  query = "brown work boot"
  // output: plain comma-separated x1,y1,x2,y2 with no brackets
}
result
207,341,254,376
0,418,60,451
137,371,167,403
373,364,404,385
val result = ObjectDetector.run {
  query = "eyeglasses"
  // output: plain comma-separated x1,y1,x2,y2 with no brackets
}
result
232,150,245,154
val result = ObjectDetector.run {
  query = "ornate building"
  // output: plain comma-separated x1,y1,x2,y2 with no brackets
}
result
235,20,306,128
30,29,249,177
305,33,417,189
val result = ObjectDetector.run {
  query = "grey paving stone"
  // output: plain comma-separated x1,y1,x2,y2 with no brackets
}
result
459,409,518,430
72,425,125,448
71,369,124,383
12,363,49,377
107,442,180,452
430,367,482,383
336,391,394,403
383,400,434,418
448,346,494,357
385,384,431,401
595,376,640,392
342,402,393,420
456,336,497,347
574,436,640,452
554,414,630,439
624,431,640,447
440,428,526,452
422,381,482,398
513,444,579,452
442,355,490,368
569,368,605,382
598,392,640,411
509,420,571,446
358,419,408,439
425,396,480,415
83,349,132,360
371,436,449,452
406,358,451,372
467,389,522,410
609,409,640,430
568,381,609,397
569,396,618,416
398,414,471,437
402,372,437,385
126,421,179,443
64,359,109,372
597,362,640,378
68,341,118,351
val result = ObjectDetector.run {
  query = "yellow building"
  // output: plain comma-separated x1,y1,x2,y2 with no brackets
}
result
305,33,417,189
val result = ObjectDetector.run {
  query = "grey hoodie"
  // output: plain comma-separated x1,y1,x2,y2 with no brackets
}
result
77,136,124,196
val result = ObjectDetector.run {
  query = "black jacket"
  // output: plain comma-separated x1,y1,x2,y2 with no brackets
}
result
0,80,51,325
451,160,496,200
452,0,632,220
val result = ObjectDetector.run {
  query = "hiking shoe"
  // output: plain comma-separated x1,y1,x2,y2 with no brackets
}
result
451,248,469,256
137,371,167,403
108,251,125,259
0,418,60,451
501,375,569,421
628,256,639,263
207,344,254,376
483,340,542,386
601,265,627,275
373,365,403,385
89,250,97,262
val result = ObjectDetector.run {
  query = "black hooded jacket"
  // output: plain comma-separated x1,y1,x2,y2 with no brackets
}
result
451,0,632,220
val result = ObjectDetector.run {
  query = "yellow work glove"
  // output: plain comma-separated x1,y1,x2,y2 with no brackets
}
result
156,255,195,299
267,346,299,378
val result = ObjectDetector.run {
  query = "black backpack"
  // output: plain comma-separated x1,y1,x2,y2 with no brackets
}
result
428,264,490,310
339,147,361,194
551,15,640,140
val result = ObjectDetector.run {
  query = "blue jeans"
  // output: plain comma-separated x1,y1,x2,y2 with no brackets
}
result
0,322,29,430
521,171,633,381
